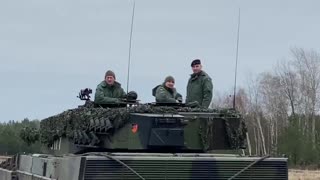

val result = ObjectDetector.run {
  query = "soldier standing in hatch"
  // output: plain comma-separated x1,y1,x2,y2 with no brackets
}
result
152,76,182,103
94,70,126,104
186,59,213,108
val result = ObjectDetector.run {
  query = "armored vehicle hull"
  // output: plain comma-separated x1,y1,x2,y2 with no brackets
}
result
1,153,288,180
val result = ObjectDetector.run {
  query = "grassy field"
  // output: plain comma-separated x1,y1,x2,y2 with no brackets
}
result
289,169,320,180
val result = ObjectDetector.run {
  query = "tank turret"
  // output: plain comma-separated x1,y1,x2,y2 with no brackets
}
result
22,88,247,155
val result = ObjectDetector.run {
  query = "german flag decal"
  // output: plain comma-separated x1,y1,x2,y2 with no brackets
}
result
131,124,138,133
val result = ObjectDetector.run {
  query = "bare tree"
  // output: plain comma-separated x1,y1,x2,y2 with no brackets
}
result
291,47,320,146
275,60,298,117
212,47,320,158
259,72,288,155
245,73,267,155
211,91,233,109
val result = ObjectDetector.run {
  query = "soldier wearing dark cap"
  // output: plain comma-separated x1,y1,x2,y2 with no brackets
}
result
186,59,213,108
152,76,182,103
94,70,127,104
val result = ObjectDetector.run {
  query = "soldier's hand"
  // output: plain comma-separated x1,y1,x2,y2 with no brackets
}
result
175,93,183,102
186,101,200,108
114,99,124,103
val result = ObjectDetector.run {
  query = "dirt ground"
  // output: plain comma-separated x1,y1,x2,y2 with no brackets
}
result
289,169,320,180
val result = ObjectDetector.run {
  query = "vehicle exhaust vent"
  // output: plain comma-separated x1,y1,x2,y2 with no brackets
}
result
83,156,288,180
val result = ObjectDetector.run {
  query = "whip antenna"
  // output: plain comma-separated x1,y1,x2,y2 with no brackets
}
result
233,8,241,109
126,0,136,95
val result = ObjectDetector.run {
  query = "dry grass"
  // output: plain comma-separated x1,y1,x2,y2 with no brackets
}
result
0,156,10,163
289,169,320,180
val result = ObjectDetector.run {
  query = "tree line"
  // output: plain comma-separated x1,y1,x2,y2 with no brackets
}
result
0,118,41,155
212,47,320,168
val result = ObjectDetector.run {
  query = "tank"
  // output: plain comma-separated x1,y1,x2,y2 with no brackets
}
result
0,88,288,180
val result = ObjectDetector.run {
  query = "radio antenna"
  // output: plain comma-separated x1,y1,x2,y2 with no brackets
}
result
233,8,241,109
126,0,136,95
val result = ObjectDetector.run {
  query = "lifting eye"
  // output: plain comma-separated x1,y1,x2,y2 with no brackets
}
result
131,124,138,133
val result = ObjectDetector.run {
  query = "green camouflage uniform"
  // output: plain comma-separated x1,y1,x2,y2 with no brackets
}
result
186,70,213,108
94,81,126,104
152,84,181,103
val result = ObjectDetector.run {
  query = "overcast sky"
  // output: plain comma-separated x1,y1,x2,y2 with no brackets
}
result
1,0,320,122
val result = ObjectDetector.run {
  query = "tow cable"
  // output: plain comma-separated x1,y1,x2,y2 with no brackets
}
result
228,155,270,180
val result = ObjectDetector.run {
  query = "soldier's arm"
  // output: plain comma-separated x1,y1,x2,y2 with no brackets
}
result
201,77,213,108
94,86,120,104
185,81,190,103
156,87,177,103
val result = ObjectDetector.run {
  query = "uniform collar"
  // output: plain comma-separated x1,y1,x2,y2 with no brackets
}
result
190,70,204,79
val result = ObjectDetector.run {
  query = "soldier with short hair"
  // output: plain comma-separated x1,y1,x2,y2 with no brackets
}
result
94,70,126,104
186,59,213,108
152,76,182,103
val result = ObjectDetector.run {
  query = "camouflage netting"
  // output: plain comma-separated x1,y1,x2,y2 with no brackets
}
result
199,116,247,151
22,102,247,150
